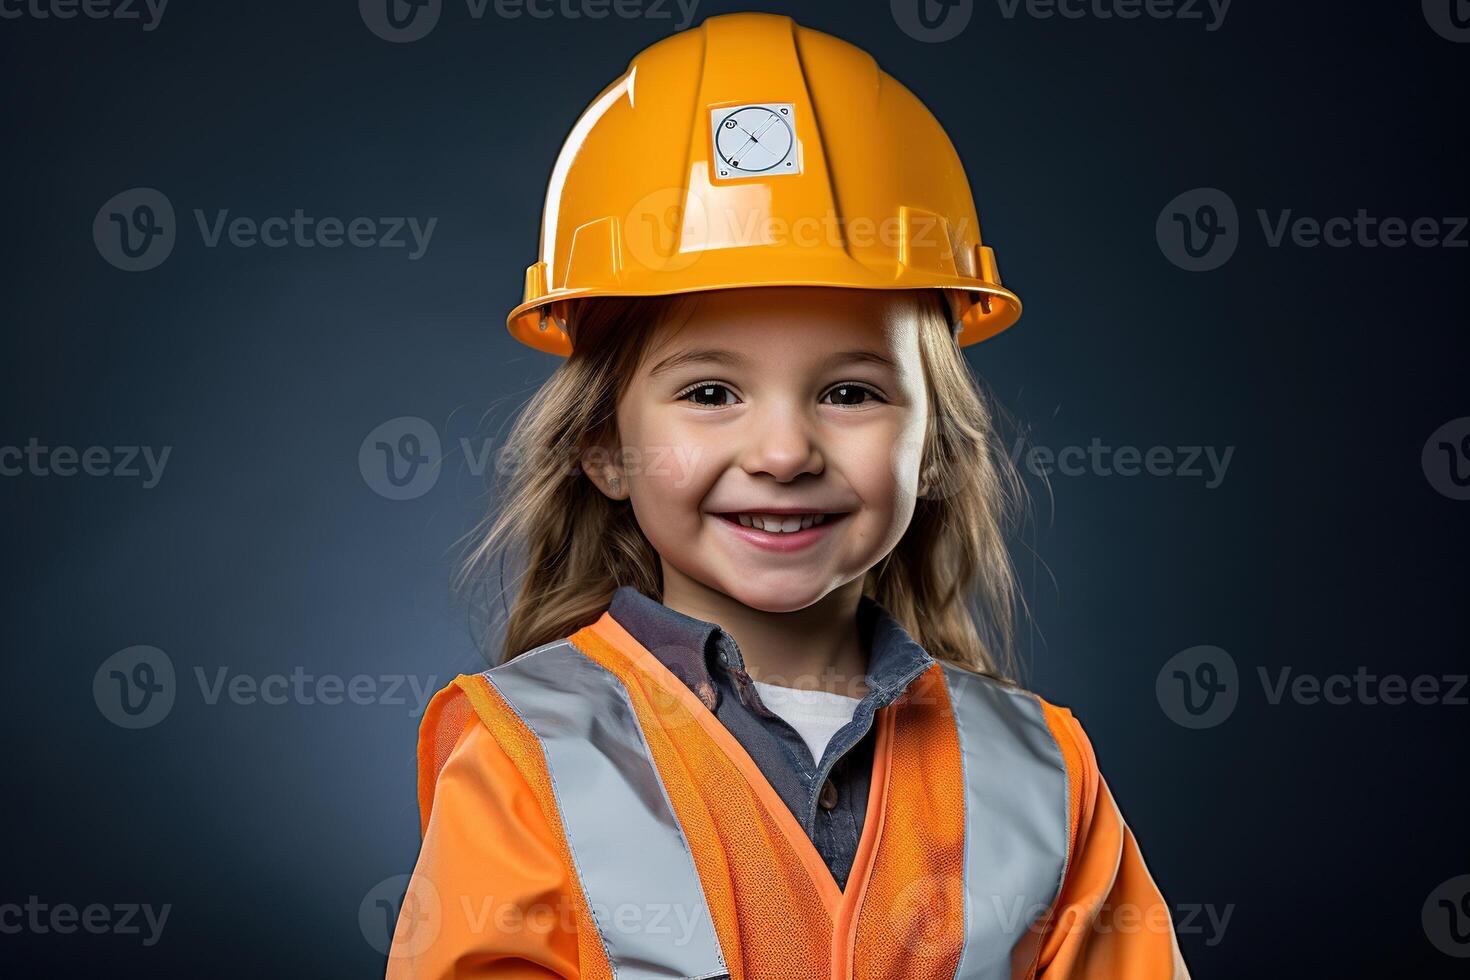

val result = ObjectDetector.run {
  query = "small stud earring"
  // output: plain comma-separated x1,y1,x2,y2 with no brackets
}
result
609,476,621,493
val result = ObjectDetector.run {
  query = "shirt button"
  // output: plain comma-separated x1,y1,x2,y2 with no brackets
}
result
818,778,839,811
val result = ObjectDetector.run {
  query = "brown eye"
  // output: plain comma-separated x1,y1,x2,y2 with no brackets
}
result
679,382,737,407
823,383,883,406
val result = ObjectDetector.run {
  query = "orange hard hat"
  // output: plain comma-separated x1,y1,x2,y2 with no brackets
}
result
507,11,1022,356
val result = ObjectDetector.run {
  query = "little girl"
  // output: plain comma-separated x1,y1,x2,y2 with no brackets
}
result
389,12,1189,980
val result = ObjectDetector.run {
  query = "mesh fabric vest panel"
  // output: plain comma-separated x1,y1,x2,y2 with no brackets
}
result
568,621,971,979
852,664,968,979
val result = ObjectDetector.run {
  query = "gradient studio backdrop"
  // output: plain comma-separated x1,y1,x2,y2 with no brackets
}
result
2,1,1467,976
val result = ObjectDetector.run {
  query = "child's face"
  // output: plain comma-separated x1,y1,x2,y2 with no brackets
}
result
603,286,930,613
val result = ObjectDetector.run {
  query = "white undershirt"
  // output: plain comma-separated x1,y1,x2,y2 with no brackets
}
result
750,680,862,767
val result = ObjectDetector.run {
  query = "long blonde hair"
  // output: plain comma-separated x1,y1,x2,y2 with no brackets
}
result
455,288,1024,680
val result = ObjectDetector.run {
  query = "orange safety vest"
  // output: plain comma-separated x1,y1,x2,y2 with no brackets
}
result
389,611,1190,979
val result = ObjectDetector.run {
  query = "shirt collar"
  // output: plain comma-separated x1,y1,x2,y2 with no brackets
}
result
605,585,935,714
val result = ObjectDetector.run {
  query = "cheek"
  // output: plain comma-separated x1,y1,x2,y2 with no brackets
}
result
878,421,926,546
620,412,720,521
849,416,927,506
841,419,925,560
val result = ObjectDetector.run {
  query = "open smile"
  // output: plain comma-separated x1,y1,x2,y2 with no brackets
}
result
712,511,850,553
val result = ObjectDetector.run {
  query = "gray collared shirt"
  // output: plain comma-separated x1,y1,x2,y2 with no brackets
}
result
605,585,935,890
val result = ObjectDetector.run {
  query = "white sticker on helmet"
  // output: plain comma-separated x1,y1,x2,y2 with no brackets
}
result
710,103,801,180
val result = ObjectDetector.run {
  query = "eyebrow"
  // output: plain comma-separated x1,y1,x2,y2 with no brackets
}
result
647,348,753,378
824,349,898,370
647,347,896,378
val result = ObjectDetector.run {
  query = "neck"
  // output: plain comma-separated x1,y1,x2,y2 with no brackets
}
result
658,569,871,698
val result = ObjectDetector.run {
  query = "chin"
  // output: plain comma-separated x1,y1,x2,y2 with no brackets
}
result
712,574,833,614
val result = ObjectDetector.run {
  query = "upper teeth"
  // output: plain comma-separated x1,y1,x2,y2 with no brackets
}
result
735,513,826,533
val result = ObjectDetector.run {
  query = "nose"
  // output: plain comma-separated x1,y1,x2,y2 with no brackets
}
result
738,402,824,483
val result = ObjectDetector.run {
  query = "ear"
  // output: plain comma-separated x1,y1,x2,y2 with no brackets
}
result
579,443,627,500
916,458,940,500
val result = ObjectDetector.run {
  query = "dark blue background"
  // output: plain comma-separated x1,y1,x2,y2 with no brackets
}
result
2,1,1466,976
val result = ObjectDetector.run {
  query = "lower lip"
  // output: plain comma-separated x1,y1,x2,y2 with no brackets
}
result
713,513,847,553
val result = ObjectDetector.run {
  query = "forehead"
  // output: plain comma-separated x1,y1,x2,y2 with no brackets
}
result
643,286,922,365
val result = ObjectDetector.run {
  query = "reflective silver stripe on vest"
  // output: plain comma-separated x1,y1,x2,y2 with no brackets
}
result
939,664,1071,980
483,640,727,980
